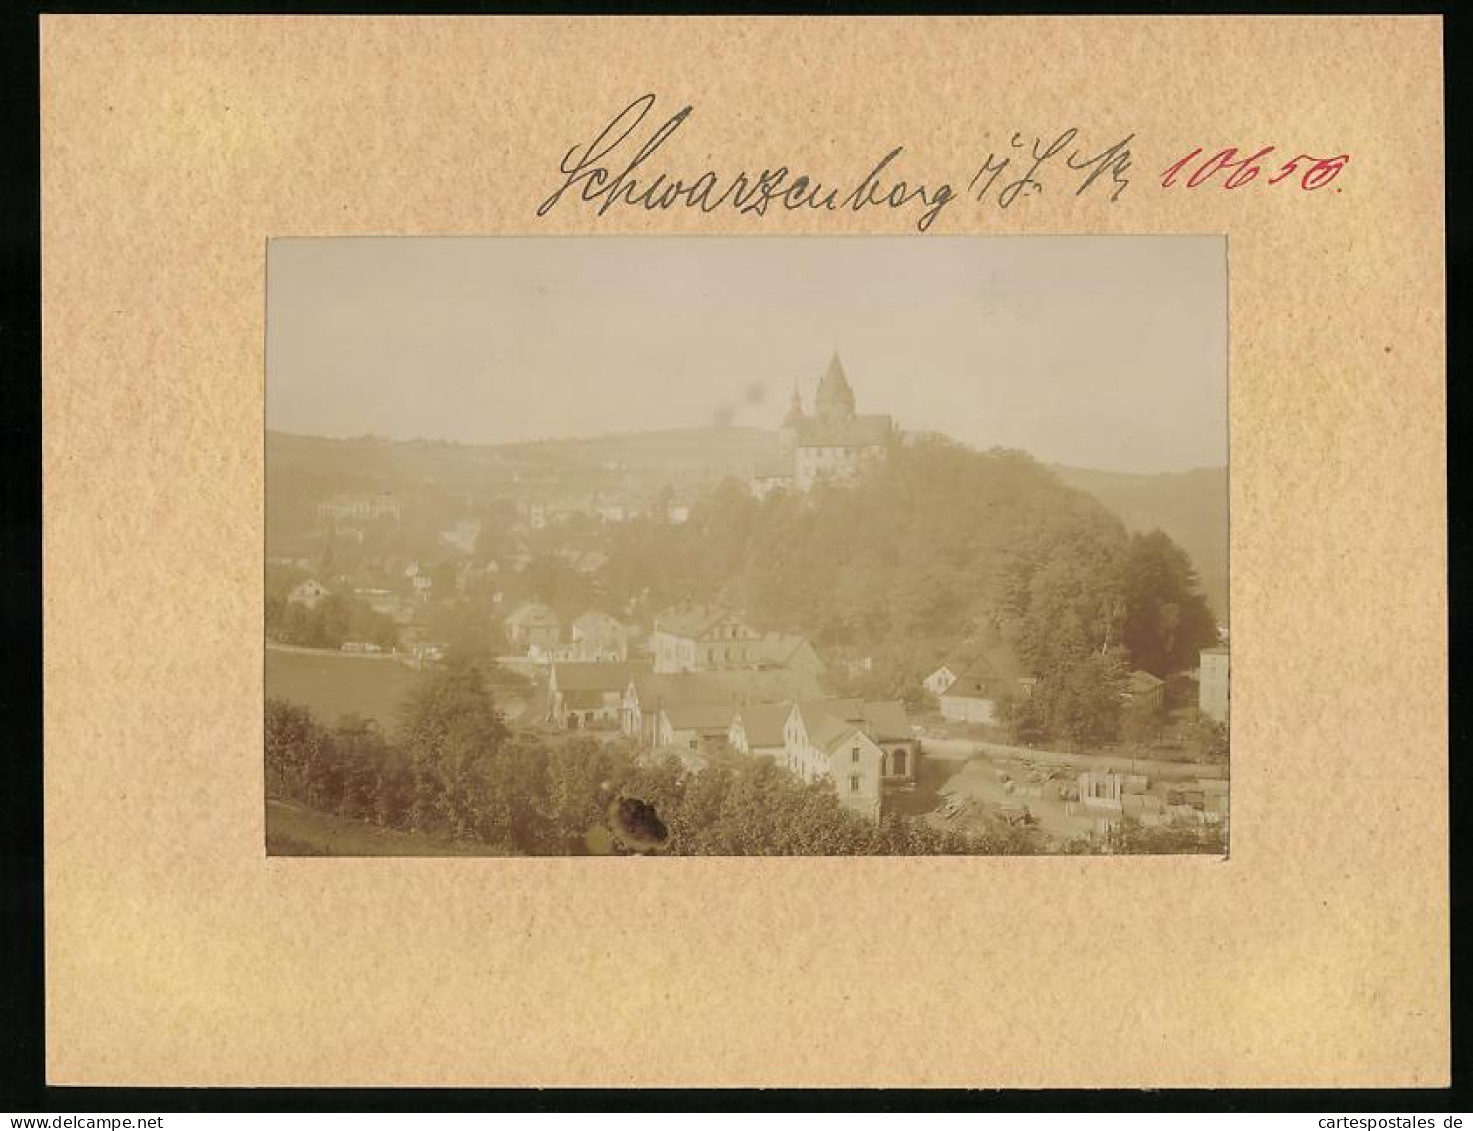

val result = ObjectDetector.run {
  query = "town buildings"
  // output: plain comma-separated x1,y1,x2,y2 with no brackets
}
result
620,667,826,749
650,604,823,675
315,492,402,524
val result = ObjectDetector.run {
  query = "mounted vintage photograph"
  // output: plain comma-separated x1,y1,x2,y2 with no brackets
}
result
264,236,1229,857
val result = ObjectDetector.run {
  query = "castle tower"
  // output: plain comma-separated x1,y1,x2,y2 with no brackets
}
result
815,351,856,422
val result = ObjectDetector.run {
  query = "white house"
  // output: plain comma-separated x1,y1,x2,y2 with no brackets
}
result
651,605,762,673
780,698,918,821
571,611,629,661
922,661,964,697
1199,646,1230,722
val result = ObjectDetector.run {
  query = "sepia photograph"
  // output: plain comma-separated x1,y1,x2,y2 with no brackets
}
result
264,236,1229,857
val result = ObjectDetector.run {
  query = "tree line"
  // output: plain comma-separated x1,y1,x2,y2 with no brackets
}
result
266,661,1051,857
598,438,1220,750
265,587,400,651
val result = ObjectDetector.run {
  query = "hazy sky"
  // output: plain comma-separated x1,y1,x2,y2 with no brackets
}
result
267,236,1226,473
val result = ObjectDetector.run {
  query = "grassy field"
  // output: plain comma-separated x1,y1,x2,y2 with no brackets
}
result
265,647,427,732
266,799,514,856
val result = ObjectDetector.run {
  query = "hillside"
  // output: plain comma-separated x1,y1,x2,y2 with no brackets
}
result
268,426,779,491
1052,464,1227,623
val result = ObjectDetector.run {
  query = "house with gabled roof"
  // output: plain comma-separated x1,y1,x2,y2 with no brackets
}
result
936,641,1033,725
547,660,649,730
754,632,825,674
571,610,629,661
651,603,762,673
657,702,744,752
922,660,965,697
621,667,826,749
504,601,561,652
728,701,795,760
780,697,918,821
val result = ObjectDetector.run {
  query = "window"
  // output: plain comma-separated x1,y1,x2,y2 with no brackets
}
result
849,775,861,793
851,747,860,763
689,739,698,750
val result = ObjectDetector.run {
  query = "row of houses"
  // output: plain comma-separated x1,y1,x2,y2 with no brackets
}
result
506,601,828,677
543,659,915,820
650,604,824,675
922,648,1226,725
504,605,631,660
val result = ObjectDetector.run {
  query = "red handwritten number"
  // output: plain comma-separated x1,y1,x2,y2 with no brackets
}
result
1163,147,1349,191
1160,148,1202,188
1301,154,1350,190
1223,146,1276,189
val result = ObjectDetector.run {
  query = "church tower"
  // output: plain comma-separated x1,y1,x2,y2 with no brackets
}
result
815,352,857,422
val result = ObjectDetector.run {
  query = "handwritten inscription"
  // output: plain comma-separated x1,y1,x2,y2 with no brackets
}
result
1160,147,1351,191
968,129,1134,207
537,94,1136,232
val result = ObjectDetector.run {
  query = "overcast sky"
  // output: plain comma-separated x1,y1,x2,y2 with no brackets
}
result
267,236,1226,474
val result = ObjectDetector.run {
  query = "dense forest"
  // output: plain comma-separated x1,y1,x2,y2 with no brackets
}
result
598,437,1219,740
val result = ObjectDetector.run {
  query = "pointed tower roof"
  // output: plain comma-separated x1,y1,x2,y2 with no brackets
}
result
781,381,806,428
815,352,856,420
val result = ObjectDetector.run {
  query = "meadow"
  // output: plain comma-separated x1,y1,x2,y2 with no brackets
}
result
265,646,427,732
266,799,513,856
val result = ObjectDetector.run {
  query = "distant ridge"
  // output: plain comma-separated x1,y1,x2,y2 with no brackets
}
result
1052,463,1228,623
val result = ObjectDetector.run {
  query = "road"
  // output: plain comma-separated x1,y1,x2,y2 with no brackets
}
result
918,734,1226,782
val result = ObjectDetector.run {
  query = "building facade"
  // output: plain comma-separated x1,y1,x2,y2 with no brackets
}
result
571,611,629,661
651,605,763,673
780,698,918,821
1199,646,1230,722
547,660,644,729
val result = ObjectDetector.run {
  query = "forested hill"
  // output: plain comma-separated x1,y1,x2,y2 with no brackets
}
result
602,438,1218,687
1051,465,1227,623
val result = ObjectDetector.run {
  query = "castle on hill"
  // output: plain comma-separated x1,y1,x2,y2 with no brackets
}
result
751,352,895,498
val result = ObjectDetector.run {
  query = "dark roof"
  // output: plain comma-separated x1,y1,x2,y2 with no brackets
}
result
662,702,742,731
815,352,856,415
628,668,825,710
552,661,648,692
653,605,748,639
795,697,912,749
732,701,794,748
755,632,822,669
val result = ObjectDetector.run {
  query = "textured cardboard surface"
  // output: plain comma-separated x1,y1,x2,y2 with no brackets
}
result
41,15,1446,1087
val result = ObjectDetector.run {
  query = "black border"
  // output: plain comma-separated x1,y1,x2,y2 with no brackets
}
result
2,0,1464,1112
